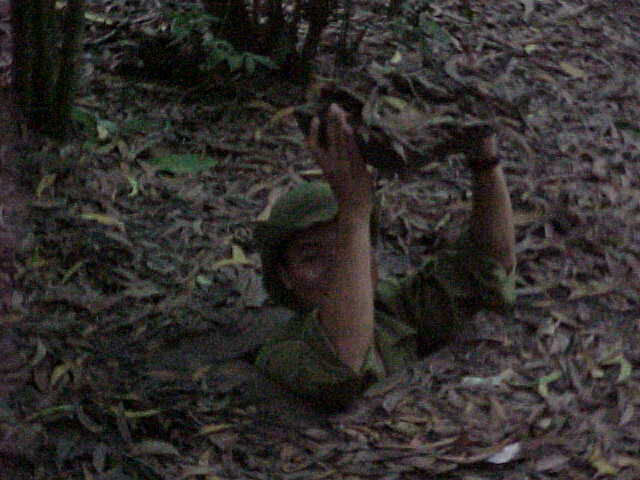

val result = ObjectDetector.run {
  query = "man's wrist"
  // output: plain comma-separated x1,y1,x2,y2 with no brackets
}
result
469,156,501,174
336,207,372,229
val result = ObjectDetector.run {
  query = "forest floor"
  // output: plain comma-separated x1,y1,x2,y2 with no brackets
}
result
2,0,640,479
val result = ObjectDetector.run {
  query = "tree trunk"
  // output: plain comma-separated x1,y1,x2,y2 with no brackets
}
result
0,89,26,315
11,0,85,138
201,0,254,51
50,0,85,139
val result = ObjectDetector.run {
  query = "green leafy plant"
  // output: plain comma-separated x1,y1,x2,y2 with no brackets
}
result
148,153,218,175
170,10,276,76
390,0,451,62
202,38,277,75
171,11,220,42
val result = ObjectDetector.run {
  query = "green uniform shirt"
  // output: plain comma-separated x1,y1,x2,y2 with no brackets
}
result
255,233,516,408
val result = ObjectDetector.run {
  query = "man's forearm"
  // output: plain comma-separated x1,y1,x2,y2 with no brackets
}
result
469,165,516,272
319,215,374,373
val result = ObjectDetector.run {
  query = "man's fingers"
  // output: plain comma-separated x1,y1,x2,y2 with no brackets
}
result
330,104,367,177
329,104,354,157
327,104,344,160
333,104,354,137
314,104,370,187
481,134,497,159
307,117,321,151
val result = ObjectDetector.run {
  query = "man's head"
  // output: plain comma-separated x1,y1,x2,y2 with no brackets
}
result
254,182,378,311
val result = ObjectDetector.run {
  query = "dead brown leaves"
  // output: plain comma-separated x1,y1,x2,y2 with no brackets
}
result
2,0,640,479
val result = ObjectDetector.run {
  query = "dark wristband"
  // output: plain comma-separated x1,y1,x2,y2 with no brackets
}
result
469,156,501,173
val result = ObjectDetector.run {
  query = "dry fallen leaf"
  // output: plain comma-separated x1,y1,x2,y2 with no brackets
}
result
211,245,250,269
486,442,522,464
588,447,618,476
521,0,536,21
537,370,562,398
80,212,125,231
130,439,180,457
534,453,569,472
559,61,588,79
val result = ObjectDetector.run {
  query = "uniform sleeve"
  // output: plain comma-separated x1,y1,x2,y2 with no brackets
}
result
254,310,369,408
381,231,516,354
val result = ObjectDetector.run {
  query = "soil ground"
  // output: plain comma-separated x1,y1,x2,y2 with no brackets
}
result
1,0,640,479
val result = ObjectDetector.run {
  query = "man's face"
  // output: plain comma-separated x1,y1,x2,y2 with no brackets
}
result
278,221,377,310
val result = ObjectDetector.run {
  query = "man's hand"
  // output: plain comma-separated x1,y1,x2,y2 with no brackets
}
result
462,128,499,172
307,104,373,219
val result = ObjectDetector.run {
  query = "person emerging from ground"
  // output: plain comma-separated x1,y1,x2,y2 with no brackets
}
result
253,104,516,408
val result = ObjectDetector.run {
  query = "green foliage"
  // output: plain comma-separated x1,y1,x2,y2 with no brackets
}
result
70,107,97,133
390,0,451,59
148,153,218,175
71,107,116,141
170,10,276,76
202,39,278,75
614,121,640,137
171,10,220,42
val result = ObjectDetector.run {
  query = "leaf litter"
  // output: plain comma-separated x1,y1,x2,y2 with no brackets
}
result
1,0,640,479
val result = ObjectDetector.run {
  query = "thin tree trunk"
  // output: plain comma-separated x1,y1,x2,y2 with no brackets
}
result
50,0,85,139
10,0,34,114
0,89,25,315
336,0,353,64
30,0,57,128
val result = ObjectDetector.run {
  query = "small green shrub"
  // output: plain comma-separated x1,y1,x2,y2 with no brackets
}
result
170,10,277,76
390,0,451,62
